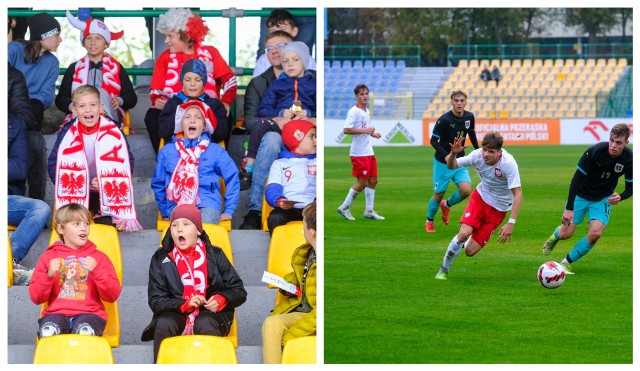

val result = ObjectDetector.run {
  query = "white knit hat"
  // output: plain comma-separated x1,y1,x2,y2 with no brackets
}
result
66,10,124,46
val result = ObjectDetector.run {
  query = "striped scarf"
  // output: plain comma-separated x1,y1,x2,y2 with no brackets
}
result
169,239,208,335
166,137,210,206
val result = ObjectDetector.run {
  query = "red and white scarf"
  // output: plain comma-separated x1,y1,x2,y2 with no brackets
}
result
54,116,143,231
72,53,122,98
166,138,210,206
153,44,219,100
169,239,208,335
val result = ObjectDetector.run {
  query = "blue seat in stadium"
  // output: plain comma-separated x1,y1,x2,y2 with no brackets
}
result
363,60,373,73
374,60,384,69
342,60,353,69
353,60,363,70
388,79,399,92
385,60,395,69
324,60,330,70
396,60,406,71
331,60,341,72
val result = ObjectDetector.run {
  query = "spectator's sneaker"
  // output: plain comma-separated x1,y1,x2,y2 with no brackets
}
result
440,200,450,225
337,207,355,221
434,270,448,280
239,171,252,191
12,267,33,286
239,210,261,230
363,210,385,220
558,262,575,275
542,234,559,255
425,221,436,233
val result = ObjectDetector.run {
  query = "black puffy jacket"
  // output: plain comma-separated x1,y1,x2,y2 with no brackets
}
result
8,64,37,131
141,230,247,341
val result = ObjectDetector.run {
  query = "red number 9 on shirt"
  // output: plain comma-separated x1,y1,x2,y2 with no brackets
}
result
285,169,293,182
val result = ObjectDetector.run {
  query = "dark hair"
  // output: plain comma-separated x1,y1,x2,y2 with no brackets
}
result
302,202,316,231
21,40,45,64
354,84,369,95
265,30,294,43
610,123,630,140
450,90,467,100
266,9,296,29
481,131,503,150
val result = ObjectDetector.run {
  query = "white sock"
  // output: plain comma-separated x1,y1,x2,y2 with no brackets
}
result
364,187,375,211
340,188,360,209
441,236,465,273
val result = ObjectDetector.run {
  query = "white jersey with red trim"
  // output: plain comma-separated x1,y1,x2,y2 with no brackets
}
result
344,105,374,157
457,148,521,212
267,156,317,208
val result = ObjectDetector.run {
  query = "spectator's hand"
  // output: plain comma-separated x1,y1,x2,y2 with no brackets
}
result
223,103,230,117
293,110,308,118
188,295,207,309
283,109,296,120
607,192,621,205
110,96,120,110
276,198,294,210
220,213,232,221
83,256,97,272
204,296,220,312
154,97,168,110
91,177,99,190
47,258,62,278
561,210,574,226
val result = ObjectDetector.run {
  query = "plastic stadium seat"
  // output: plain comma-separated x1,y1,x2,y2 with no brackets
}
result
281,336,317,364
323,60,330,70
266,222,305,289
501,59,511,68
618,58,627,66
8,236,12,288
374,60,384,69
33,334,114,364
156,335,238,364
331,60,341,69
342,60,352,69
122,110,132,136
510,59,521,68
385,59,395,68
363,60,373,72
353,60,363,70
46,224,122,347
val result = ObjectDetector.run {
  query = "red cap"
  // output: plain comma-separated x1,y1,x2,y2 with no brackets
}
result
170,204,203,232
282,120,315,152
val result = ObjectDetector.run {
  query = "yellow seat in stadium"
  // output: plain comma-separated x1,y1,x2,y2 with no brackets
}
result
33,334,114,364
122,110,131,136
596,58,606,67
618,58,627,66
500,110,509,118
281,336,317,364
511,59,521,68
500,59,511,68
266,222,305,289
45,224,122,347
156,335,238,364
564,59,574,67
457,59,468,68
469,59,479,68
8,236,13,288
8,225,16,231
575,59,585,68
585,59,596,67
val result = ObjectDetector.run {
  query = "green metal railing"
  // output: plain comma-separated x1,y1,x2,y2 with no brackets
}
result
8,8,316,81
448,42,633,64
325,45,421,66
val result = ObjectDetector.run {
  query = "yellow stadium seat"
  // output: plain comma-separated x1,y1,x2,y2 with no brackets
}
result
596,58,606,67
266,222,305,289
490,59,500,68
457,59,468,68
33,334,114,364
554,59,564,67
45,224,121,347
261,189,274,233
8,236,13,288
564,59,574,67
157,335,238,364
618,58,627,66
281,336,317,364
511,59,521,68
500,59,511,68
8,225,16,231
469,59,479,68
122,110,131,136
543,59,554,67
585,59,596,67
533,59,543,67
575,59,585,67
500,110,509,118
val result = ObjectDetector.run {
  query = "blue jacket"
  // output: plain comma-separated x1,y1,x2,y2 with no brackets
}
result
8,41,59,110
258,71,316,118
48,118,135,183
152,134,240,218
8,119,29,196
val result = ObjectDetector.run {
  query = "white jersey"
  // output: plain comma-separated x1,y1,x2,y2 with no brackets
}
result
268,156,317,208
344,105,374,157
457,148,521,212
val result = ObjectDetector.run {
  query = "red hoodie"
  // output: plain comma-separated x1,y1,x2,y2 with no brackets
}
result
28,239,122,321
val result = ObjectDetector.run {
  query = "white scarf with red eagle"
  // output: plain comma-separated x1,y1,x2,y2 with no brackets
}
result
169,239,208,335
54,116,143,231
166,137,210,206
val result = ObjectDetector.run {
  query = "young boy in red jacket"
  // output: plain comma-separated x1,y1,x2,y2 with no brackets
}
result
29,203,121,338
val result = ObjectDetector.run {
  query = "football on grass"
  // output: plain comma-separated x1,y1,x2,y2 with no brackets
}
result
538,261,566,289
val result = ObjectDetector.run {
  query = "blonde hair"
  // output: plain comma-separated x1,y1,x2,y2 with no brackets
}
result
72,85,101,105
54,203,93,239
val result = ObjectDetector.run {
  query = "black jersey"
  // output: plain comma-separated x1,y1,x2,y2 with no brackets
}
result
431,110,477,163
573,141,633,202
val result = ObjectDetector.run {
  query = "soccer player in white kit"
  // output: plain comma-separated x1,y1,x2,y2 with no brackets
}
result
337,84,384,220
435,132,523,280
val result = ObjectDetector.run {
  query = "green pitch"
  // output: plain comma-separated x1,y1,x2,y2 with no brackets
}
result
324,145,632,364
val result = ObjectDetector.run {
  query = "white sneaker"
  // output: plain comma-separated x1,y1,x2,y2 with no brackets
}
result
364,210,385,220
338,207,355,220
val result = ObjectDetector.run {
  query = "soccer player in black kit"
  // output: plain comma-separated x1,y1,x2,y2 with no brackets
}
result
542,123,632,273
425,90,479,233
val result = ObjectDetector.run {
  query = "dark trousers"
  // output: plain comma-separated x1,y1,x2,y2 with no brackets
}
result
144,108,162,155
152,310,232,363
267,207,304,236
38,313,106,338
27,131,47,201
247,119,282,159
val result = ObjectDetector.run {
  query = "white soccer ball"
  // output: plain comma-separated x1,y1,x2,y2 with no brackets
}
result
537,261,567,289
